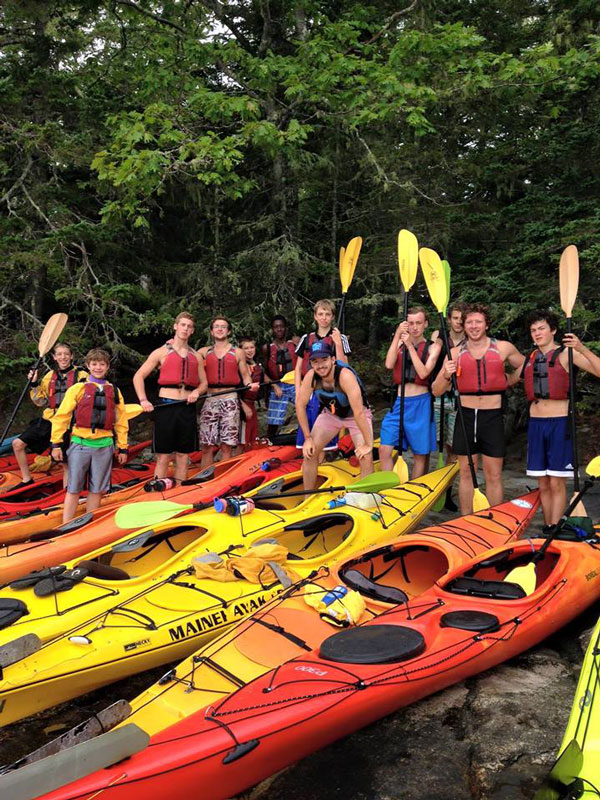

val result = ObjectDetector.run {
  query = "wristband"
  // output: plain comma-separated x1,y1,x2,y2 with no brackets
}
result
118,448,128,455
30,380,39,387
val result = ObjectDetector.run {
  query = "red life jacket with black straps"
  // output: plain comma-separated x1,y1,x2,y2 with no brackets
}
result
301,332,334,377
456,338,507,395
243,363,264,401
74,382,119,433
158,345,200,390
48,366,82,410
522,346,569,402
312,361,369,419
204,346,240,388
266,341,297,381
393,340,432,387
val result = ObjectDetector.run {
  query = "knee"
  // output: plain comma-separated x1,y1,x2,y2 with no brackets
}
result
12,438,25,453
548,476,566,493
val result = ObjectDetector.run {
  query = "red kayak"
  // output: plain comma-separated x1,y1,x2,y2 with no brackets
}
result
21,491,583,800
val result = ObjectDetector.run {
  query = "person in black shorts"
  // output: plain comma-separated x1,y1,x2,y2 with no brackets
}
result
133,312,207,484
432,304,525,514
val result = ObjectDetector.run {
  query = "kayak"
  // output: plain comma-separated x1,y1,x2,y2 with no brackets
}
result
0,445,298,552
534,611,600,799
0,445,301,583
0,440,151,494
26,499,600,800
0,463,456,728
108,490,541,740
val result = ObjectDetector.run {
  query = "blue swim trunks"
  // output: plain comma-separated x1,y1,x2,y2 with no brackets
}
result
526,416,574,478
266,383,296,426
380,393,437,456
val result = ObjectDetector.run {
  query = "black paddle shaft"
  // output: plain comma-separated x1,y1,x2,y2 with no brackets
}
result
0,355,43,445
535,475,595,563
438,314,480,491
398,291,410,452
566,317,580,491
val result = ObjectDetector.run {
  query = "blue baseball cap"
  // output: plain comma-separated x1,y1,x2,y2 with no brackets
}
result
308,341,335,360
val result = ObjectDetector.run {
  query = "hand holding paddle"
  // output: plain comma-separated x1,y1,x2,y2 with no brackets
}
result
394,229,419,484
0,313,68,445
419,247,489,512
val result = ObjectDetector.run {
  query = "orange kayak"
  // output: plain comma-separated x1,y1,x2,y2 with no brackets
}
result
0,445,300,581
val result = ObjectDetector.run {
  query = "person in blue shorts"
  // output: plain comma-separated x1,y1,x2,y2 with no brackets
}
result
379,306,442,478
517,310,600,525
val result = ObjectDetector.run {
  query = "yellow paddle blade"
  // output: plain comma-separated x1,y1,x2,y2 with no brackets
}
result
559,245,579,318
419,248,448,313
393,455,409,484
339,246,345,275
505,562,536,594
397,229,418,292
341,236,362,293
38,313,69,357
442,259,451,313
280,370,295,385
585,455,600,477
472,488,490,511
125,403,144,421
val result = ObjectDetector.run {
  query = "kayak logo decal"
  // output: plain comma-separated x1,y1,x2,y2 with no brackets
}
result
124,638,150,652
585,569,599,582
579,689,592,710
510,499,533,509
295,665,328,677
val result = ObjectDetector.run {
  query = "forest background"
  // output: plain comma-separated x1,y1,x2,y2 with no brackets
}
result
1,0,600,422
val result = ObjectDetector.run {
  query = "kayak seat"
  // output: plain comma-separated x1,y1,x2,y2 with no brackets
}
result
181,466,215,485
0,599,29,630
465,549,514,575
283,514,352,537
341,569,408,606
34,567,89,597
440,610,500,633
320,624,425,665
445,577,526,600
75,560,130,581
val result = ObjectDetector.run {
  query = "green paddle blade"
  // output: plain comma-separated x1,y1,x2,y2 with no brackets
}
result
534,740,584,800
115,500,195,529
419,248,447,314
442,259,451,313
397,229,418,292
350,470,400,492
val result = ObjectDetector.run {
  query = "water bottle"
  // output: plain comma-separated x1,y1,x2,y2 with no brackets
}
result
260,457,282,472
214,497,255,516
144,477,175,492
321,585,348,606
326,492,381,510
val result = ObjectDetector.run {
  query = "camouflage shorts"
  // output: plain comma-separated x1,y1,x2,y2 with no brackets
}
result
198,396,240,447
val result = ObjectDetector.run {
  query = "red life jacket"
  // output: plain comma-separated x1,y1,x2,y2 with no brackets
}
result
456,338,507,395
48,367,80,410
243,363,263,401
301,332,334,377
204,346,240,388
522,347,569,402
393,340,431,387
158,346,200,389
266,341,297,381
74,383,118,433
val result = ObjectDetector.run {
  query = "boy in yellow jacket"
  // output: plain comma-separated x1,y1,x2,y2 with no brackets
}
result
51,349,128,522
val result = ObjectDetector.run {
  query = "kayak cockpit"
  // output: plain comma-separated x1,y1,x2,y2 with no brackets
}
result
274,514,354,560
338,543,450,606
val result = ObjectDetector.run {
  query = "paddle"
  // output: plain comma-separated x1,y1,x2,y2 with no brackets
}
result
114,470,401,529
0,313,68,446
336,236,362,332
432,261,452,512
395,229,419,483
419,247,489,512
505,455,600,594
132,370,296,415
560,244,582,498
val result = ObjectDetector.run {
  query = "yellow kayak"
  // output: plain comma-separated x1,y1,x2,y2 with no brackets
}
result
0,462,456,726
